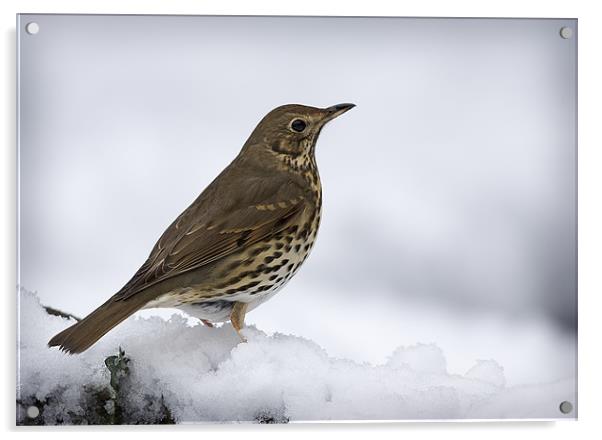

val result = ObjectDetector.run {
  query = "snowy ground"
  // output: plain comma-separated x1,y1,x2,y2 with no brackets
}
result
246,282,577,387
17,291,576,424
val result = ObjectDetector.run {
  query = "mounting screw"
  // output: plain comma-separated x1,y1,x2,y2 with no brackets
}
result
559,400,573,414
25,22,39,35
559,26,573,39
26,405,40,418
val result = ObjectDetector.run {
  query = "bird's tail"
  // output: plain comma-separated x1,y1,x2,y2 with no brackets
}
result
48,294,149,354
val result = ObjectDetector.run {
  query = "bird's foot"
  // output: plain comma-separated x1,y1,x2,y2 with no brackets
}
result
236,330,248,343
230,301,248,343
200,319,214,328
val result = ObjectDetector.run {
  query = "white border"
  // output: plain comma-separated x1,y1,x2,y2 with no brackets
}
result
3,0,601,438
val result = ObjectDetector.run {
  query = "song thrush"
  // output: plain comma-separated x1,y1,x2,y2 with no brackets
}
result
49,103,355,353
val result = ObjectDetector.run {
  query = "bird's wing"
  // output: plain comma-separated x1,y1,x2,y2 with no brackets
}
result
115,169,308,301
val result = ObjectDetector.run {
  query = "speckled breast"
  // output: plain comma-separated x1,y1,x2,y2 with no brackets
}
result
146,195,322,323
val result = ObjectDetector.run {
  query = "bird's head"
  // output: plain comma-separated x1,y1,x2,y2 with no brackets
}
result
241,103,355,164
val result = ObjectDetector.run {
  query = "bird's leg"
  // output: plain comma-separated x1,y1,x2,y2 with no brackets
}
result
201,319,214,328
230,301,248,342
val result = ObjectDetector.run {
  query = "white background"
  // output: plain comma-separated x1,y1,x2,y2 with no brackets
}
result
2,0,602,438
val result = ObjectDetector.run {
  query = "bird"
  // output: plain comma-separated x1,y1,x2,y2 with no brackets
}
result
48,103,355,354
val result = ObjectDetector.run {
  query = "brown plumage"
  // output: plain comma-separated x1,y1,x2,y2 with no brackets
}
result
48,103,355,354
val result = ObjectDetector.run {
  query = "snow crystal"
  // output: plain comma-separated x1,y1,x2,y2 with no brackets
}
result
17,291,576,424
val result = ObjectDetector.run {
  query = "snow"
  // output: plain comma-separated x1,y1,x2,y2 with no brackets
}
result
17,291,576,424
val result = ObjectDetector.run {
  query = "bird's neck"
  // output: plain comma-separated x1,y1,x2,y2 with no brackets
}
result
283,151,321,188
239,145,322,200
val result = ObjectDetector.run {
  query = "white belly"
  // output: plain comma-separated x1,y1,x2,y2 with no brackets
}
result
143,266,296,323
176,287,281,322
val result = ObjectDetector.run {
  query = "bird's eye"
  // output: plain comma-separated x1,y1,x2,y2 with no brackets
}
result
290,119,307,133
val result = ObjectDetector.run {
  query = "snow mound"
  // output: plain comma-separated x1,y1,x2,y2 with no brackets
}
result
17,291,575,424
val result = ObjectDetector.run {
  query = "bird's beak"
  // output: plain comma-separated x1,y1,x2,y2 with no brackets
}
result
321,103,356,124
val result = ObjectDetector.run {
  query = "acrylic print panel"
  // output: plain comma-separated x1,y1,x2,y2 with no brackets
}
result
17,15,577,424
